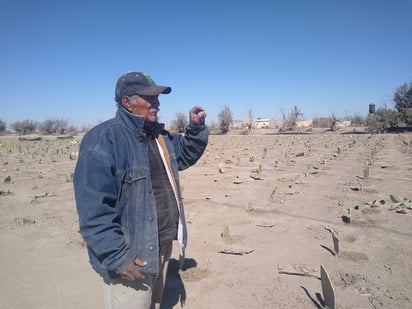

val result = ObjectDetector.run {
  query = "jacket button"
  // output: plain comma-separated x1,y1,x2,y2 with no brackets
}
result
148,216,153,221
149,246,154,251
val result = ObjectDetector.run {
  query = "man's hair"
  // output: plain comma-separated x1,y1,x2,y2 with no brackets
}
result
116,95,139,108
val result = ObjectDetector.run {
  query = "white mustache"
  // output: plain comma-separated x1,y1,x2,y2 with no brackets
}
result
149,108,159,113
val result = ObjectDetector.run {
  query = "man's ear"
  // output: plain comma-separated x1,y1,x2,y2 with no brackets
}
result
121,96,132,112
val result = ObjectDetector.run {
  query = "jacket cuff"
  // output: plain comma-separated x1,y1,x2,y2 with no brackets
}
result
187,121,206,132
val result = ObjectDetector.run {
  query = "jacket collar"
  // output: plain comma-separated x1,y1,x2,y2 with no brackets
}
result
116,107,166,137
116,107,145,133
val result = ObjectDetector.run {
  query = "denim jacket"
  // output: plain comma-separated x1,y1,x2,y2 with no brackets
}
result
73,107,209,279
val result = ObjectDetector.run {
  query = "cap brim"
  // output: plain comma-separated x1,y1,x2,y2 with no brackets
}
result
138,85,171,95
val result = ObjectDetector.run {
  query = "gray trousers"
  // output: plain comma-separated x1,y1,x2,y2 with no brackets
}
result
103,242,173,309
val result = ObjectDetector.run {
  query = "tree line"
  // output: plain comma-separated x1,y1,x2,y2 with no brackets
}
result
0,118,78,135
1,82,411,135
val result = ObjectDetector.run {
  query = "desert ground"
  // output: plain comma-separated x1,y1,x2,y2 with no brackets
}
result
0,128,411,309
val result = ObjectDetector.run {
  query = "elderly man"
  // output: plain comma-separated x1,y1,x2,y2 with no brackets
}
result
73,72,209,308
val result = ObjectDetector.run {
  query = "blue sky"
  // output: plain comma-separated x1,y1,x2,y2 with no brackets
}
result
1,0,411,128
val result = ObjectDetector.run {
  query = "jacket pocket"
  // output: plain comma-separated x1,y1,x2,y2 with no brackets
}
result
123,167,147,183
121,167,148,197
118,167,149,243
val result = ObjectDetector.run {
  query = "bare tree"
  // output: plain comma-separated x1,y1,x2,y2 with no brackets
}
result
39,118,69,135
10,119,37,134
281,106,303,131
246,109,253,130
0,119,6,133
330,113,337,132
169,113,188,133
218,105,233,134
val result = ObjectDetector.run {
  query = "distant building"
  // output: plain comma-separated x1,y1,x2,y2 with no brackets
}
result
254,118,271,129
336,120,351,128
231,120,243,129
296,120,313,128
230,117,284,130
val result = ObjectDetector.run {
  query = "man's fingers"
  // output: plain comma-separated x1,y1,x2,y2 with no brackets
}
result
121,271,145,281
190,106,205,115
135,272,145,281
198,111,207,118
121,272,134,281
121,266,146,281
134,256,147,267
189,106,207,125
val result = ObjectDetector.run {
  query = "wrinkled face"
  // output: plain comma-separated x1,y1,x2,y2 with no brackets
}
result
122,95,160,122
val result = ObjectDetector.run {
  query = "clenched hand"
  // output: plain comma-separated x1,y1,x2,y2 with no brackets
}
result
120,256,147,281
189,106,207,124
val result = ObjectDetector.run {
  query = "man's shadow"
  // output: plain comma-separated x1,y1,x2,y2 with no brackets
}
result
160,258,197,309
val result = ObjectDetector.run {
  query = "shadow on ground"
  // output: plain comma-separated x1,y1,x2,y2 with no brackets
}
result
160,258,197,309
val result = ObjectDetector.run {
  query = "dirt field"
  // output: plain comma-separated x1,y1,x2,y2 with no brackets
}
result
1,129,411,309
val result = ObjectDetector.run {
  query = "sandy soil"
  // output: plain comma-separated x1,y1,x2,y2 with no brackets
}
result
1,129,411,309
